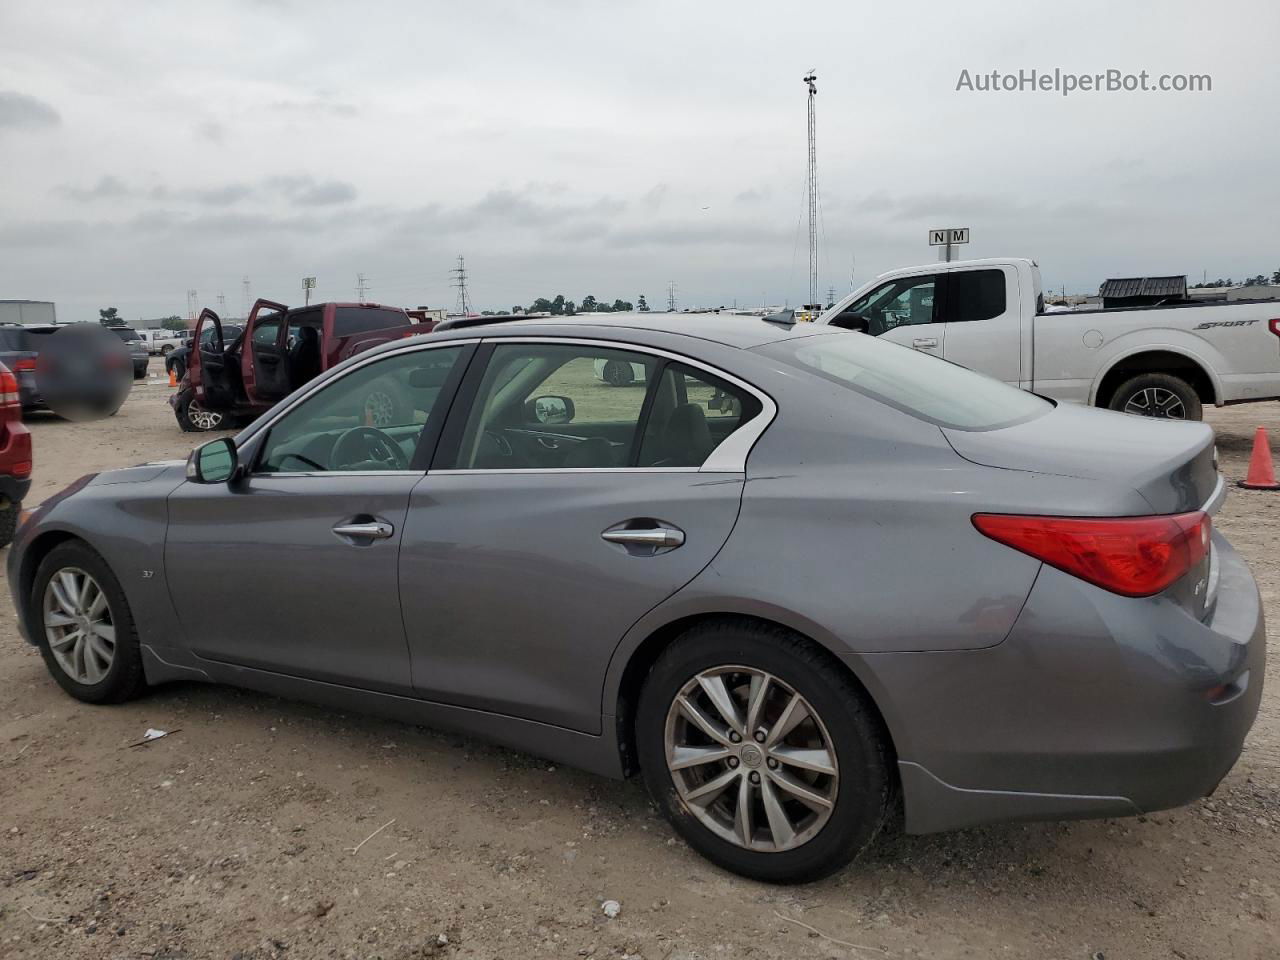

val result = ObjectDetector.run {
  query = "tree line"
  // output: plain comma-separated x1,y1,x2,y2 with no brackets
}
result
480,294,651,317
1192,270,1280,289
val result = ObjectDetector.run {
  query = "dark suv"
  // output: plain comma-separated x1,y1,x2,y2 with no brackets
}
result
109,327,150,379
0,325,41,410
0,360,32,546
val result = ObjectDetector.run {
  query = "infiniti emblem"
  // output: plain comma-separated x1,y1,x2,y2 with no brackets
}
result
739,744,763,768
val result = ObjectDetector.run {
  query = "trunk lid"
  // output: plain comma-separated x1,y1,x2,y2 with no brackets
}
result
946,403,1222,617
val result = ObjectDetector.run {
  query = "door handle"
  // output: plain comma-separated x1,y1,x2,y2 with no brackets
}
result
912,337,939,349
332,521,394,541
601,527,691,555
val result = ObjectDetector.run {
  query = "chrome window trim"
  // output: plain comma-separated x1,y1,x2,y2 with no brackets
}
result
430,467,709,477
232,332,777,476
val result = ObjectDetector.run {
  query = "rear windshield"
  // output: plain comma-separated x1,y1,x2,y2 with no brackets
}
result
757,332,1050,431
111,328,142,341
334,307,409,336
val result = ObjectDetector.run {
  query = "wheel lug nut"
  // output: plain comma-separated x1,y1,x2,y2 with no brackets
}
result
754,731,766,743
728,756,739,768
767,757,778,769
749,771,760,784
729,731,741,743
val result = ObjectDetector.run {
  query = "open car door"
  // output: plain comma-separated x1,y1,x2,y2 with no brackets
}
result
240,298,291,406
190,308,241,409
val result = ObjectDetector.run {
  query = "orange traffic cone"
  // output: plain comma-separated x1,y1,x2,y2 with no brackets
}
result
168,369,178,387
1239,426,1280,490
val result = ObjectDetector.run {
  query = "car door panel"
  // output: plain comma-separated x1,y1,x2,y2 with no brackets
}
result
398,471,745,733
240,299,289,405
165,475,419,693
190,309,239,408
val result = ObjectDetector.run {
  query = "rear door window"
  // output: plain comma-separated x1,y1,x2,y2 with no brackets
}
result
941,270,1007,323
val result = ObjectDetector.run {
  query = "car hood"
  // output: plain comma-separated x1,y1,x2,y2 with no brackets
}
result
88,461,186,486
942,403,1218,515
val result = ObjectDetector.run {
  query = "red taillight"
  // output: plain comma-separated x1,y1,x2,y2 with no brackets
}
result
14,357,36,372
1269,318,1280,339
972,511,1210,598
0,368,20,408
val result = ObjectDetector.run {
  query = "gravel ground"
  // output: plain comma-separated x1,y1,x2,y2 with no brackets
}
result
1,383,1278,960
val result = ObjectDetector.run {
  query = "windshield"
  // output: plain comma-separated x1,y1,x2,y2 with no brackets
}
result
757,332,1050,431
111,328,142,341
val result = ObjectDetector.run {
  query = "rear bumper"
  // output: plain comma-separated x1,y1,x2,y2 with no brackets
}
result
853,532,1265,834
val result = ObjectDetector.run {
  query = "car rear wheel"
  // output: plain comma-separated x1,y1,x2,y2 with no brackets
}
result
603,360,633,387
33,541,146,704
160,344,174,356
1108,373,1202,421
362,386,405,428
636,620,892,883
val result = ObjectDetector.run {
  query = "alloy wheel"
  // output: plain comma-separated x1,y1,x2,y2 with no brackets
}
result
363,390,396,427
43,567,116,685
187,399,225,430
664,666,839,852
1123,387,1186,419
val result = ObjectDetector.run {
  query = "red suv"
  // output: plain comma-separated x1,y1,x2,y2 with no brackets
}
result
173,299,430,431
0,361,33,547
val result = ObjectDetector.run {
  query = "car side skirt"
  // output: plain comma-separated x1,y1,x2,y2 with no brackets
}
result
140,643,625,778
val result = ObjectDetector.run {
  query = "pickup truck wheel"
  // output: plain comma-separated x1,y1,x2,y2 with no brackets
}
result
603,360,633,387
362,387,405,428
160,344,174,356
175,391,226,432
1108,373,1202,421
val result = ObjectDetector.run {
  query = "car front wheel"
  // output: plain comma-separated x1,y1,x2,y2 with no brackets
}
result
636,620,892,883
33,540,147,704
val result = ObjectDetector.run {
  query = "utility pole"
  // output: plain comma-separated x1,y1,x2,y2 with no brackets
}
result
450,255,471,315
666,281,677,312
356,273,370,303
804,70,819,311
241,276,251,318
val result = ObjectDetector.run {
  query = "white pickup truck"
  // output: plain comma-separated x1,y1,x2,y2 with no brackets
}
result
816,257,1280,420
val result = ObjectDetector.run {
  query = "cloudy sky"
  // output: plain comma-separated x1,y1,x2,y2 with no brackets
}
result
1,0,1276,319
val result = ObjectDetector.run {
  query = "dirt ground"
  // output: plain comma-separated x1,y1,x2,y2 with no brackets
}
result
2,381,1278,960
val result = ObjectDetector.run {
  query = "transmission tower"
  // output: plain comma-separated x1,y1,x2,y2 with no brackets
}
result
186,289,198,321
356,273,370,303
450,255,472,315
216,293,227,316
241,277,251,318
804,70,819,310
666,281,677,312
827,285,836,308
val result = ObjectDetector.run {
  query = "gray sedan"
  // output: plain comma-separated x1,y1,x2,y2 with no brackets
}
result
7,314,1264,883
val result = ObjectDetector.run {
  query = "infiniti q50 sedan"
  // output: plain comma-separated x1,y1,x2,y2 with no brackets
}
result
8,313,1264,883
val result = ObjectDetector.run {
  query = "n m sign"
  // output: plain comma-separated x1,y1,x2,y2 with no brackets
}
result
929,228,970,246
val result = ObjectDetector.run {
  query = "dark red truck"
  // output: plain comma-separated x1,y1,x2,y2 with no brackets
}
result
173,299,435,431
0,361,33,547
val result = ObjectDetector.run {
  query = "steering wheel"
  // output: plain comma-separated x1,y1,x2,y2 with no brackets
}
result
330,426,410,470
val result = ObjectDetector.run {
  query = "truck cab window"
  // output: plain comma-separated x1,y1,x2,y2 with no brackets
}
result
942,269,1006,323
832,276,937,335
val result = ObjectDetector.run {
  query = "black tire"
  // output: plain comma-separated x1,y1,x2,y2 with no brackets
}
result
1107,373,1202,421
0,502,19,550
636,620,892,883
32,540,147,704
174,389,226,432
160,344,174,356
603,360,633,387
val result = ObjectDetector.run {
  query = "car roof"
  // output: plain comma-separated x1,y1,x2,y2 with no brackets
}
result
429,311,831,350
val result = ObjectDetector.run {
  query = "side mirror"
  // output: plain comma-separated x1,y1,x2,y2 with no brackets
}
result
187,437,238,483
526,394,575,425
